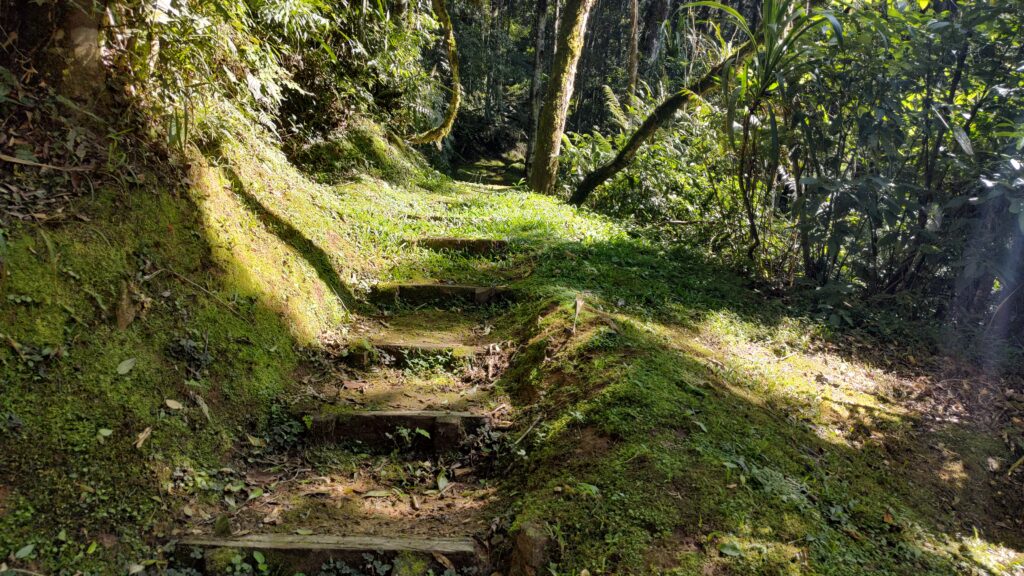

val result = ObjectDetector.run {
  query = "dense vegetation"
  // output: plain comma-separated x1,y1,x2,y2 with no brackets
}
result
1,0,1023,574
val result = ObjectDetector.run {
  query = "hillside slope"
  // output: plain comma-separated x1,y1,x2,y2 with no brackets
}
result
2,119,1023,575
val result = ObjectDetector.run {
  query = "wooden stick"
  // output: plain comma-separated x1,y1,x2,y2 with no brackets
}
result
167,269,246,321
0,151,94,172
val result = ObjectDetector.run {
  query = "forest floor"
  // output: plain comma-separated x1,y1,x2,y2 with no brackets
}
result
1,121,1023,575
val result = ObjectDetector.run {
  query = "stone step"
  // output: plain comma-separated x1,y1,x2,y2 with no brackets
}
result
179,534,485,575
309,410,490,452
371,283,514,307
412,237,509,256
344,339,483,368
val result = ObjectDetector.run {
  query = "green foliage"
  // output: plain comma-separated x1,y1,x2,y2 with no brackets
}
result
103,0,446,148
563,0,1024,336
279,4,445,139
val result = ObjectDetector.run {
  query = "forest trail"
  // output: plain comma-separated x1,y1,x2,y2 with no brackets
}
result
178,230,521,574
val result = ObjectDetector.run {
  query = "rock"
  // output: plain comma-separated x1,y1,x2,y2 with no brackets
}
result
213,514,232,537
508,521,549,576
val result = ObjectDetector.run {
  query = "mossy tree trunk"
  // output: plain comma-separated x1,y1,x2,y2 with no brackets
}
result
525,0,550,180
625,0,639,106
409,0,461,145
527,0,596,195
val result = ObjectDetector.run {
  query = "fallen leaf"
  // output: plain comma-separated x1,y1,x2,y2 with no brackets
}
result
341,380,368,393
165,399,184,411
363,490,390,498
194,394,211,422
116,282,138,330
433,552,455,571
117,357,137,375
294,528,313,535
15,543,34,559
262,507,282,525
135,427,152,449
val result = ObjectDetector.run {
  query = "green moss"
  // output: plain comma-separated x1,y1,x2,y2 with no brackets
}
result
204,546,242,573
0,168,303,571
392,551,432,576
293,119,425,186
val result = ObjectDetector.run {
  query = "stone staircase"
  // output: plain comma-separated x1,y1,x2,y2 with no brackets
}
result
178,237,517,575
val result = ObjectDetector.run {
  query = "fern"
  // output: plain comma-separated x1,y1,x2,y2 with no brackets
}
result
601,85,629,132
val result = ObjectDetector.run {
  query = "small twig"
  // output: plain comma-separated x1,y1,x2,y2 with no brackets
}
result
987,282,1024,328
1,332,26,361
775,351,799,363
0,151,94,172
1008,453,1024,477
167,269,246,321
513,415,543,446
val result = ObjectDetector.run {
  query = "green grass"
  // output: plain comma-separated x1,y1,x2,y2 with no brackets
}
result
1,116,1020,575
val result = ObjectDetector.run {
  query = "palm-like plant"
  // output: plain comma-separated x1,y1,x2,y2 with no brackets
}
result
684,0,842,268
568,0,841,211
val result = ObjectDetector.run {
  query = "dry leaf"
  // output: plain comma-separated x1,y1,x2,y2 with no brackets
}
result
433,553,455,571
116,282,138,330
134,426,152,449
165,399,184,410
262,507,282,525
193,393,211,422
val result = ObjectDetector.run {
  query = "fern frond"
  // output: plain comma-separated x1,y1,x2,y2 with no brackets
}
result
602,85,629,132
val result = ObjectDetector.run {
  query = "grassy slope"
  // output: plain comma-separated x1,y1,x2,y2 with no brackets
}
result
339,175,1022,574
1,119,1021,575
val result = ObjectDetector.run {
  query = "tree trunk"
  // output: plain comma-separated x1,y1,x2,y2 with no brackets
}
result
569,40,754,205
553,0,563,59
409,0,461,145
62,0,108,106
525,0,550,180
626,0,640,105
639,0,671,79
528,0,597,195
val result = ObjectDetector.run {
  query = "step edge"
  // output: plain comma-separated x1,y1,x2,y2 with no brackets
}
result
179,534,479,554
370,340,484,352
313,409,489,419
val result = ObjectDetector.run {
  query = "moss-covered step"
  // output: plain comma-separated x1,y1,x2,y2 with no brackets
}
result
345,339,483,368
370,283,514,307
179,534,486,575
309,410,490,451
411,237,509,256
